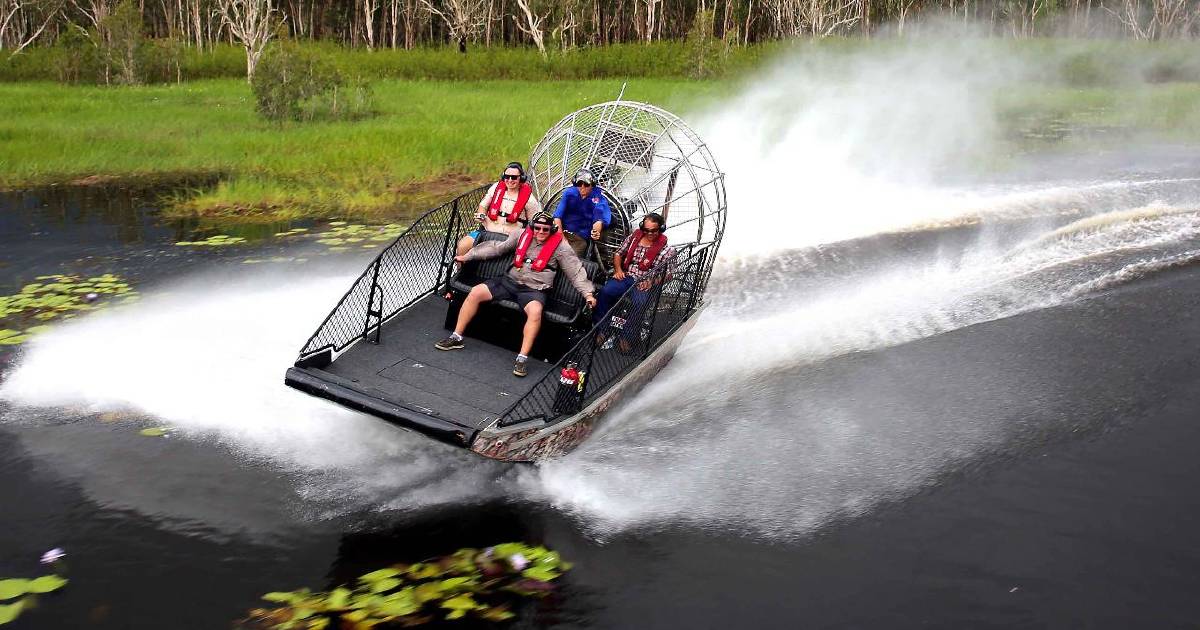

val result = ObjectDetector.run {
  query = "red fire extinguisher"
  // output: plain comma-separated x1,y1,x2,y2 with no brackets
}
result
553,361,583,414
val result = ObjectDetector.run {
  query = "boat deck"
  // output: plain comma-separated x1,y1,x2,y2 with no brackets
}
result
316,295,552,431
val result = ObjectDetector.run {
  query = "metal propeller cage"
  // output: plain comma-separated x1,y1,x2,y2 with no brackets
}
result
528,100,727,261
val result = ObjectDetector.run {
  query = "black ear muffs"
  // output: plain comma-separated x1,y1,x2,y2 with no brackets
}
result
640,212,666,234
503,161,527,183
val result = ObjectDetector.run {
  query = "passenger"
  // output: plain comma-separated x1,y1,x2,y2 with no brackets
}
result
457,161,542,256
593,212,675,352
552,169,611,258
436,213,597,378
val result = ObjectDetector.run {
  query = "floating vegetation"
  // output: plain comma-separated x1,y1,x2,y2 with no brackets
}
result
314,223,407,247
243,257,309,265
175,234,248,247
138,427,173,438
240,543,571,629
0,274,137,345
0,572,68,626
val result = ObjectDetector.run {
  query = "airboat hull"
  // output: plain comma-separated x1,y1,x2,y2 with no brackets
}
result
470,306,703,462
285,304,703,463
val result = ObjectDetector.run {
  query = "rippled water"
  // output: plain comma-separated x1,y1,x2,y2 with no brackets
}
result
2,155,1200,627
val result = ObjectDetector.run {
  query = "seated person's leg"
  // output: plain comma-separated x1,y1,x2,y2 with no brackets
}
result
563,231,588,257
618,285,654,346
594,276,634,322
437,281,495,350
519,300,543,357
513,287,546,377
455,232,478,257
455,280,498,333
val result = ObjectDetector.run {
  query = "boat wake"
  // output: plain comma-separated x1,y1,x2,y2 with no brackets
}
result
4,40,1200,540
528,201,1200,539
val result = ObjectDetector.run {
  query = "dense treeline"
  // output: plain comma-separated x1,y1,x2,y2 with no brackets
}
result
2,0,1197,57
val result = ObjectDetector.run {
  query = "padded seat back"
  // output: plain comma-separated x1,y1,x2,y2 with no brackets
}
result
544,258,600,325
450,230,511,292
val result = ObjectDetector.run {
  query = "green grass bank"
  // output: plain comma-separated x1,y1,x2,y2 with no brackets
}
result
0,79,730,219
3,38,1200,222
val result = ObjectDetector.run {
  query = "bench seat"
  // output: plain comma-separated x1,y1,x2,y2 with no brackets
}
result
449,230,600,326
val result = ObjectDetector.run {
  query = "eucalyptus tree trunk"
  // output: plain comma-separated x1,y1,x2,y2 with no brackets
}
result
216,0,276,80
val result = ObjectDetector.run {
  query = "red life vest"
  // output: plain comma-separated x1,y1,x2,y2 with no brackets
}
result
623,229,667,271
513,227,563,272
487,181,532,224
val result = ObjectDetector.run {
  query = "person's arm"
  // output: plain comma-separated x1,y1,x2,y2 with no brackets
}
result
593,190,612,227
612,233,634,281
459,229,520,262
638,245,676,290
478,182,497,214
552,189,571,232
556,246,597,307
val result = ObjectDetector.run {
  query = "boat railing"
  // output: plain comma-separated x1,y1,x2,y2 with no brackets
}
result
296,185,490,366
494,240,715,428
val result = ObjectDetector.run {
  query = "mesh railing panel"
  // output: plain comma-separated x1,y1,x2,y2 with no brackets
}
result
297,185,489,361
495,242,713,428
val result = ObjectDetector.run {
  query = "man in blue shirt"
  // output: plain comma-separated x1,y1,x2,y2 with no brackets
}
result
553,169,612,257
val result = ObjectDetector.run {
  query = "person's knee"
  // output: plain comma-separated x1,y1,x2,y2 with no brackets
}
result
468,284,492,302
525,302,543,321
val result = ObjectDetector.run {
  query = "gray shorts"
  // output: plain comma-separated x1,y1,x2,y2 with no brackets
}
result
484,276,546,309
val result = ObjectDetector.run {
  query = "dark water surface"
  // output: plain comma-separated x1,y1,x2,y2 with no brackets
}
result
2,184,1200,629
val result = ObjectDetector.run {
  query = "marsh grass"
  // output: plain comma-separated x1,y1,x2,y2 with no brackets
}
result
0,79,729,219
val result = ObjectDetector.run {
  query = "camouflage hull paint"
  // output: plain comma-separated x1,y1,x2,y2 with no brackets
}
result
470,312,702,463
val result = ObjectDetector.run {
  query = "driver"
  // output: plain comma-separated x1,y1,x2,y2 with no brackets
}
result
552,169,611,257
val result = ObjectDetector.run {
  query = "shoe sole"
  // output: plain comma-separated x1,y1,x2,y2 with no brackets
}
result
435,344,464,351
512,368,527,377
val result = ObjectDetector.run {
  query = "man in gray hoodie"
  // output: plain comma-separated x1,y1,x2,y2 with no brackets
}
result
436,213,597,377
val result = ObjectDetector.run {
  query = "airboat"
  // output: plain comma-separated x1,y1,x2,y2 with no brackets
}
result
284,100,726,462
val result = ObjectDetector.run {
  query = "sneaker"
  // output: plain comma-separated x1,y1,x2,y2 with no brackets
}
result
512,359,528,377
435,336,464,351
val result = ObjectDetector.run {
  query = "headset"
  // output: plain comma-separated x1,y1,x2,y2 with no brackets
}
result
501,161,527,183
530,211,559,234
640,212,666,233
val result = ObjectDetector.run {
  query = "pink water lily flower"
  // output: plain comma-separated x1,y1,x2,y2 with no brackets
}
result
40,548,66,564
508,553,529,570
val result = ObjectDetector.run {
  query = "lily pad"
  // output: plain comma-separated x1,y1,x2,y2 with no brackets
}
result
0,580,29,601
0,600,24,625
138,427,171,437
27,575,68,594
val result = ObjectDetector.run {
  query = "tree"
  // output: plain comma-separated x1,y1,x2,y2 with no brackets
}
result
513,0,545,55
217,0,277,79
419,0,483,50
100,0,142,84
0,0,61,54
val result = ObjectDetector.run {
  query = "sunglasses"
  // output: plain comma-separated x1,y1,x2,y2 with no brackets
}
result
531,226,553,233
575,181,593,187
502,173,521,180
642,227,661,233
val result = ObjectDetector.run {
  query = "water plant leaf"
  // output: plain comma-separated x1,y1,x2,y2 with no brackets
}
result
0,580,29,600
367,578,400,593
440,594,479,612
262,592,303,604
521,566,559,582
326,588,351,609
358,568,401,583
0,600,24,625
27,575,68,593
138,427,170,437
